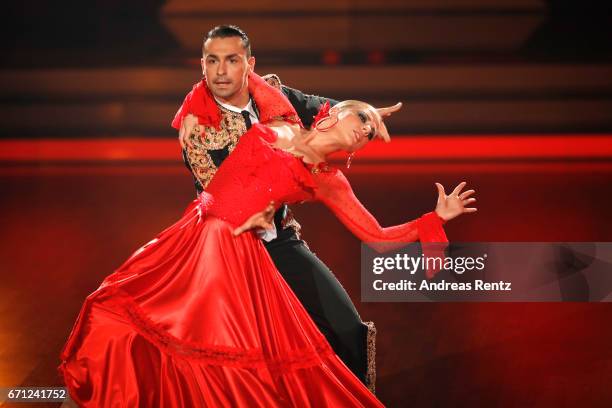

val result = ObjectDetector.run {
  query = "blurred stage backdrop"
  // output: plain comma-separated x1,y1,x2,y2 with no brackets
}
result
1,0,612,406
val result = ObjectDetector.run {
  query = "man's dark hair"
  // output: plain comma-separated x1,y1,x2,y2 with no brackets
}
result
203,25,251,57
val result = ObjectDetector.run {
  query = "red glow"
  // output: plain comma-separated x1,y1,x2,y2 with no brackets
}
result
1,135,611,162
367,50,386,65
322,50,341,65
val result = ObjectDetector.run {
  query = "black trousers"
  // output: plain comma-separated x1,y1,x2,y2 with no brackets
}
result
264,228,373,389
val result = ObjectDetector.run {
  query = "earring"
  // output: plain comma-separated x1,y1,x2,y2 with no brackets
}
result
315,115,338,132
346,152,355,169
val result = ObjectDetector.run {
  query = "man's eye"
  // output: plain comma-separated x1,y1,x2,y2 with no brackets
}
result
358,112,367,123
229,59,237,63
207,59,217,64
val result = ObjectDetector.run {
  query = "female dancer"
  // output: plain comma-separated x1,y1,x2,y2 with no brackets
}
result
60,99,476,407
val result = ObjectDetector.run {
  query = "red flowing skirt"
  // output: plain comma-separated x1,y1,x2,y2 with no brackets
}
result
59,200,383,407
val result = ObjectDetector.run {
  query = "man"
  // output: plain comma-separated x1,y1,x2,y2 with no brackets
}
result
172,25,399,392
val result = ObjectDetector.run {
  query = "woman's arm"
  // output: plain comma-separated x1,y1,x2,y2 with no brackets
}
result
314,169,476,277
313,169,448,245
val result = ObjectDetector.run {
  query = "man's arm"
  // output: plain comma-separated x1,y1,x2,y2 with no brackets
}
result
260,73,338,128
280,86,339,129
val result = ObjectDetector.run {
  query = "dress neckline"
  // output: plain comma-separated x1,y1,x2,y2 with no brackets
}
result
301,159,332,174
282,149,332,174
252,123,333,174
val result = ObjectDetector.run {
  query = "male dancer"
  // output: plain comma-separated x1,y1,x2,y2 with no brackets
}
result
172,25,398,391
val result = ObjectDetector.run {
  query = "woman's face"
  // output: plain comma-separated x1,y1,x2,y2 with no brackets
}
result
329,108,378,153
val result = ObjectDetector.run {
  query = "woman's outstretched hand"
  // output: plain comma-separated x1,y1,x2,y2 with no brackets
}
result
434,182,477,222
233,201,276,236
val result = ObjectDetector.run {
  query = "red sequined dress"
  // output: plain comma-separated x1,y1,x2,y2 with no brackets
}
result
59,124,447,407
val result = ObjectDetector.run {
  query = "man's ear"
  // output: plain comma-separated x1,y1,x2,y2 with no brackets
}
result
248,56,256,72
200,57,205,76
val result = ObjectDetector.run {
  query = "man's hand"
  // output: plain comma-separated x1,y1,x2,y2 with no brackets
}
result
434,182,477,222
376,102,402,118
178,114,199,149
233,201,276,236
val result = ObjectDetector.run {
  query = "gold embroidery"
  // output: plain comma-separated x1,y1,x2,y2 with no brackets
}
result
183,100,302,236
281,208,302,237
365,321,377,394
262,73,282,90
185,106,247,189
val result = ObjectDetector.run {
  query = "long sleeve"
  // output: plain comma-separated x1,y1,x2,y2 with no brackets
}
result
311,167,448,276
313,169,447,244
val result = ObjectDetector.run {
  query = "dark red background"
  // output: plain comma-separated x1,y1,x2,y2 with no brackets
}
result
2,155,611,406
2,0,612,406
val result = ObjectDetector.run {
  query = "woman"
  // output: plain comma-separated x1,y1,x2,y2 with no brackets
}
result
60,99,476,407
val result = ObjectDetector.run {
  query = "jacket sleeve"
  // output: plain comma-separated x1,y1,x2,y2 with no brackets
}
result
281,86,339,128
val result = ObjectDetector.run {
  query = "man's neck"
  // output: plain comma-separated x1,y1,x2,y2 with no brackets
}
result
214,96,251,112
214,93,251,110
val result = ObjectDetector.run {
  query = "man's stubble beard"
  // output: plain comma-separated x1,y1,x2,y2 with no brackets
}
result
209,78,249,106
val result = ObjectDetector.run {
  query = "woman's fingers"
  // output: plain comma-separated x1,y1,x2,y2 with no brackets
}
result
233,202,275,236
451,181,467,196
178,125,186,149
187,126,198,149
376,102,403,118
435,183,446,202
233,224,248,236
180,114,199,149
433,181,477,220
459,189,475,200
263,201,275,218
233,217,265,236
180,124,193,149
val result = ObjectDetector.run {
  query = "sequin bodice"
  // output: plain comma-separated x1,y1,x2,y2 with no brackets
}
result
200,124,448,254
203,124,315,226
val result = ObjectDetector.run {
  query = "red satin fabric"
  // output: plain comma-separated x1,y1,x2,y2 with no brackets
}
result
60,126,446,406
60,206,381,407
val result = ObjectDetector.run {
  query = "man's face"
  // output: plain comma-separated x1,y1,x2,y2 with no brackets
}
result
201,37,255,105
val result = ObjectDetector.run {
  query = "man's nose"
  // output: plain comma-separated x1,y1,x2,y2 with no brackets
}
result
217,61,227,75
